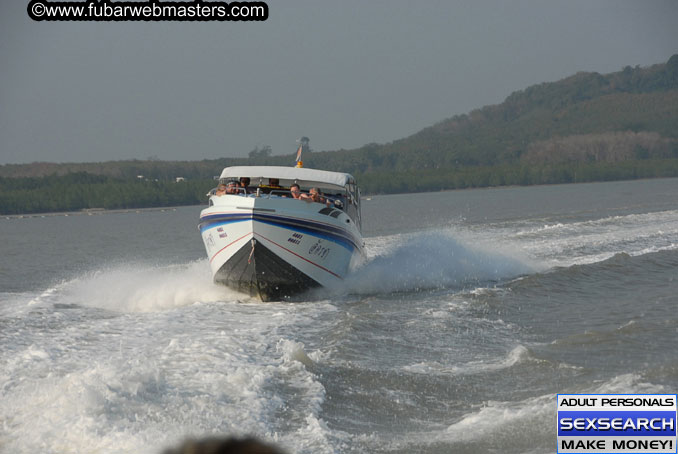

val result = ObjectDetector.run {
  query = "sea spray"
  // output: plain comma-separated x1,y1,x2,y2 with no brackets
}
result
343,231,533,295
56,260,244,312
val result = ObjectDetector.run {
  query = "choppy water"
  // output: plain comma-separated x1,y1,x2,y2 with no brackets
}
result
1,178,677,454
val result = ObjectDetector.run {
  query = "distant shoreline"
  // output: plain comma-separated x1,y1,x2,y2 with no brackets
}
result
4,176,678,217
0,205,195,220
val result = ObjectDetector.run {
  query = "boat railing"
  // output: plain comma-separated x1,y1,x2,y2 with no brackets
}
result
206,186,249,197
266,189,290,198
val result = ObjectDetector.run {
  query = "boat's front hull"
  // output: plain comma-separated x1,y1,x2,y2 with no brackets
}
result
214,237,322,301
199,197,364,301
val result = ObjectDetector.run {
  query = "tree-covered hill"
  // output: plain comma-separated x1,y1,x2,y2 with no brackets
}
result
296,54,678,173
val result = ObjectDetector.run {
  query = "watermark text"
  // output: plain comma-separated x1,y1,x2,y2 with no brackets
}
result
27,0,268,22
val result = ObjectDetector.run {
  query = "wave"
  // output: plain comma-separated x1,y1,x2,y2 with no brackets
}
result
342,231,534,295
513,210,678,237
524,248,678,290
1,304,335,454
349,208,678,298
403,345,536,376
505,209,678,267
37,260,248,313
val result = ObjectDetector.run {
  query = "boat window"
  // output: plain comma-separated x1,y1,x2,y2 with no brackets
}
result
355,186,362,229
344,183,361,229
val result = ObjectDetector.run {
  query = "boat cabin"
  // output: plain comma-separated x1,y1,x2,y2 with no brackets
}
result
210,166,362,230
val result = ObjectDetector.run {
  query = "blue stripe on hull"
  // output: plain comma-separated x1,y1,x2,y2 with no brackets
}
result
199,213,360,252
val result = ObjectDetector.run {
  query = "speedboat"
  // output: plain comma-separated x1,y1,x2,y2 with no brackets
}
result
199,165,365,301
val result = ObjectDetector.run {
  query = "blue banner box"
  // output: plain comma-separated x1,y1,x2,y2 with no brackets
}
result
557,394,677,454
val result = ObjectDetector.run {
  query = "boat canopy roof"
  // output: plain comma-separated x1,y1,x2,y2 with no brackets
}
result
219,166,356,191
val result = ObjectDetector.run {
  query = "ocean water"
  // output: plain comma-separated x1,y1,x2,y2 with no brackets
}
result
1,178,677,454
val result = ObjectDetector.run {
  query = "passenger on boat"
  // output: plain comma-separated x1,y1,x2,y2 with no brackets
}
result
226,180,239,194
239,177,251,193
302,187,331,206
215,183,227,196
289,183,302,199
258,178,284,194
268,178,282,189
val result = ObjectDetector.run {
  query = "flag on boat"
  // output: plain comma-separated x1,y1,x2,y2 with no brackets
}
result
295,144,303,164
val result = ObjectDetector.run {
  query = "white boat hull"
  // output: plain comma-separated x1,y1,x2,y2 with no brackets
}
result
199,195,364,301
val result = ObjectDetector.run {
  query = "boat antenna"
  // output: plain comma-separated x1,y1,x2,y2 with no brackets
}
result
295,144,303,168
295,136,309,168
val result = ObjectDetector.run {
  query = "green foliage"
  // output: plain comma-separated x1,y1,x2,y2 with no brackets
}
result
291,54,678,172
0,174,214,215
248,145,273,161
355,159,678,194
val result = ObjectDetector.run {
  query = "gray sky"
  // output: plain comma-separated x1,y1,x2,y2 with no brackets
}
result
1,0,676,164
